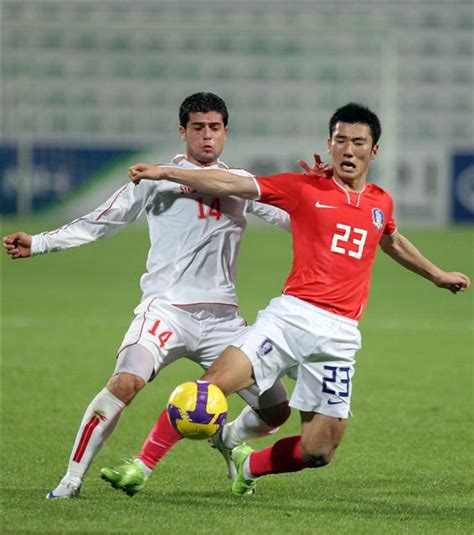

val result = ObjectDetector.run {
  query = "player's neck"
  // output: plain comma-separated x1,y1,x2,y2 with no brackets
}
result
185,154,219,168
333,174,367,193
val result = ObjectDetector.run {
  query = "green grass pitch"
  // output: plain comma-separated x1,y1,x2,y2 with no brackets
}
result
1,221,473,534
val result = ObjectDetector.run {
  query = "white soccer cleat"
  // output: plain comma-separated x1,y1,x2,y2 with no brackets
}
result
46,476,81,499
209,428,237,480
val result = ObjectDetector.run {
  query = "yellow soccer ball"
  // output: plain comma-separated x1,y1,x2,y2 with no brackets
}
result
167,380,228,440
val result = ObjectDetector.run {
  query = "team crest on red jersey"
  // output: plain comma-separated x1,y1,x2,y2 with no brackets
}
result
371,208,385,230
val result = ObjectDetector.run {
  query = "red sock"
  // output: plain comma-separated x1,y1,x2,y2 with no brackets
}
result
137,409,182,470
249,435,310,477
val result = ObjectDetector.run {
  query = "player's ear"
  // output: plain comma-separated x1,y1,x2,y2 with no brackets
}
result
179,126,186,142
370,144,379,159
326,138,331,153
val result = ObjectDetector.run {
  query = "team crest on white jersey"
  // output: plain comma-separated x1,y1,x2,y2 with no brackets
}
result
371,208,385,230
257,338,273,357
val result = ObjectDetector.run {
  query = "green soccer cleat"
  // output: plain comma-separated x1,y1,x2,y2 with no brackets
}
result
100,458,148,497
231,443,257,496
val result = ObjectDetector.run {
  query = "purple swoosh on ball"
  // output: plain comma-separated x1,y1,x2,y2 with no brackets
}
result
215,412,227,427
187,381,213,424
167,404,183,432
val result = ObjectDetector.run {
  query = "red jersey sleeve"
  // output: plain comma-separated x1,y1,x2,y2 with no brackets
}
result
255,173,307,213
383,194,397,236
383,216,397,236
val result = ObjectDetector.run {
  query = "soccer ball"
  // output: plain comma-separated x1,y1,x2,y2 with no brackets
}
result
167,380,228,440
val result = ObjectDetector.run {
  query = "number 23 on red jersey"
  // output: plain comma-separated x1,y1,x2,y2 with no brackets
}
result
330,224,368,259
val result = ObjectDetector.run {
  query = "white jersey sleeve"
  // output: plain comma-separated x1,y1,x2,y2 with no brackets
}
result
31,181,154,255
246,200,291,232
225,168,291,232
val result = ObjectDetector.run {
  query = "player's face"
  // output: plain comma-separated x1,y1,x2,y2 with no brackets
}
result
327,122,379,185
180,111,228,166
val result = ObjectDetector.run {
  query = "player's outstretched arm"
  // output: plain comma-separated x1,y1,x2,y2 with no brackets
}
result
3,232,32,260
380,231,470,294
4,183,150,259
129,163,258,199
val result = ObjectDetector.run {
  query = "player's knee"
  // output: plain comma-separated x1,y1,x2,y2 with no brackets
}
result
256,401,291,428
301,443,336,468
202,366,253,396
201,370,230,395
202,347,255,395
106,372,145,405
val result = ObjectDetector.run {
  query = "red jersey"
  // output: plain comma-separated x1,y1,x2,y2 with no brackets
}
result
255,173,397,320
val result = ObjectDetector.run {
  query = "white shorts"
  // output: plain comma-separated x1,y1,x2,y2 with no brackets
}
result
239,295,361,418
117,298,288,409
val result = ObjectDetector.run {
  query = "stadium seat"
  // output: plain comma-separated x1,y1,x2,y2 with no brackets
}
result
3,0,472,149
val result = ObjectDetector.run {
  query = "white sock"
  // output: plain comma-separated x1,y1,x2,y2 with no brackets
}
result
65,388,125,481
221,405,279,450
135,458,153,478
242,457,258,481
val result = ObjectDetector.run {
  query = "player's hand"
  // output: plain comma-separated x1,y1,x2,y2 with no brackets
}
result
128,163,166,184
128,163,165,184
433,271,470,294
3,232,32,259
297,154,332,178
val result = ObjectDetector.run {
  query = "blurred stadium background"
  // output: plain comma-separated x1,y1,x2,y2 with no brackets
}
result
2,0,473,224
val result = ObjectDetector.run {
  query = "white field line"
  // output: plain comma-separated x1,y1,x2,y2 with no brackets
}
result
3,317,473,332
3,317,129,329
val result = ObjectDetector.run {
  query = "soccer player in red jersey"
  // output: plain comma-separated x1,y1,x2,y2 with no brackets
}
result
127,102,470,495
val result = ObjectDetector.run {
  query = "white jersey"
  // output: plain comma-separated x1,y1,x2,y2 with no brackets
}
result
31,154,290,306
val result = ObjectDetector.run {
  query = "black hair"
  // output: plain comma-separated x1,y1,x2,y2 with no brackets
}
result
179,92,229,127
329,103,381,145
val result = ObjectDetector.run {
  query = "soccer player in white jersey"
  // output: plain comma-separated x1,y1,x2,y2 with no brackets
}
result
128,102,470,496
3,93,326,499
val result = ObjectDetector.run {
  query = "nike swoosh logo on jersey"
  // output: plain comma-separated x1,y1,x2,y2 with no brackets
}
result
315,201,337,209
327,399,344,405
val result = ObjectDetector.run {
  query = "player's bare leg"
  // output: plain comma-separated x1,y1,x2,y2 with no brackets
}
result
47,346,154,499
203,345,255,393
106,373,145,405
231,411,346,495
299,412,346,467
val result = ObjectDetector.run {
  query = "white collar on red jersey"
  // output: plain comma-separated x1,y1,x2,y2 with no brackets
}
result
331,177,366,207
